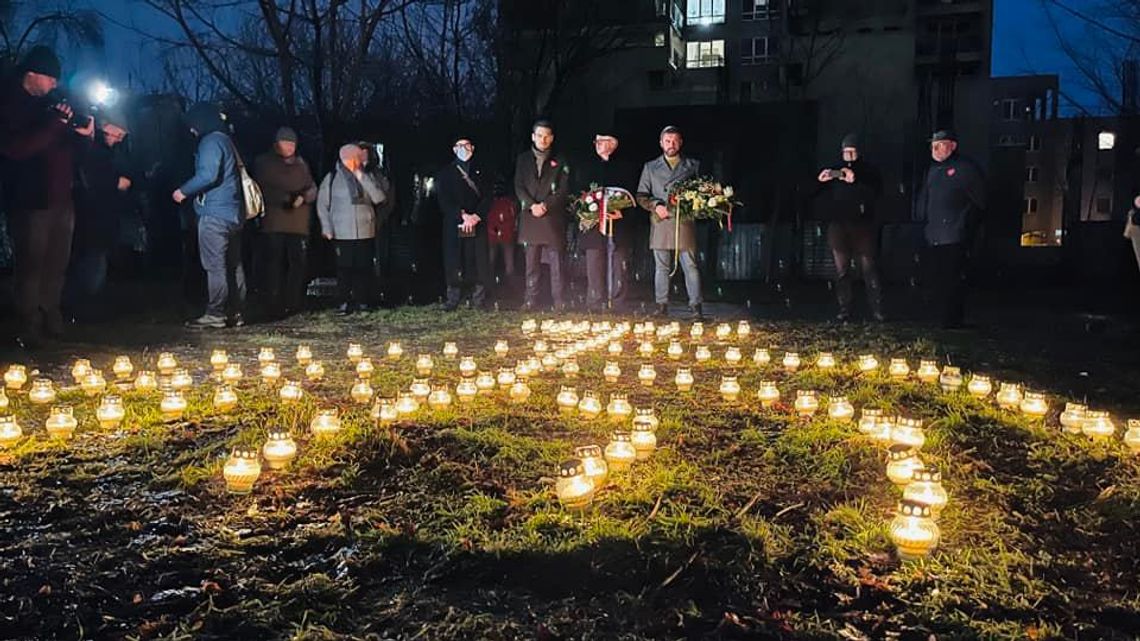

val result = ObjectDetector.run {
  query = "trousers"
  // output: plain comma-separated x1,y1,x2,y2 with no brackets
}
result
258,232,308,315
334,239,376,306
197,215,246,318
9,206,75,335
523,244,565,307
585,240,628,309
827,221,882,315
652,249,701,306
923,242,967,327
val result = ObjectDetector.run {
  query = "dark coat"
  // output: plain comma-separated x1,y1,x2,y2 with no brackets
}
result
0,79,86,211
636,155,700,251
74,139,128,250
514,148,571,247
435,158,492,257
574,154,640,251
915,152,986,246
812,158,883,223
253,152,317,236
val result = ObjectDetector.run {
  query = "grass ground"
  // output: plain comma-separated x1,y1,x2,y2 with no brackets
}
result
0,305,1138,641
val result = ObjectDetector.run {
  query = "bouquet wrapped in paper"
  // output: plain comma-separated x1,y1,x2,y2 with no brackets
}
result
666,176,741,229
573,184,636,233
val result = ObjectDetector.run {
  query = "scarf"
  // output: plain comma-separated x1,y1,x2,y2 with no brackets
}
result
532,146,551,175
336,161,366,205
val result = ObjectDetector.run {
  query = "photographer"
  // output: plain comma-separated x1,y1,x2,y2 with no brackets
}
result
253,127,316,320
0,46,95,347
815,133,884,322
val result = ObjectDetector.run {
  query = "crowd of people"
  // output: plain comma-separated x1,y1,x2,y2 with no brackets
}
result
1,46,994,350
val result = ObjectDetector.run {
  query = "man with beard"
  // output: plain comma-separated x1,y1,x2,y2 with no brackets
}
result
514,119,571,310
636,125,702,319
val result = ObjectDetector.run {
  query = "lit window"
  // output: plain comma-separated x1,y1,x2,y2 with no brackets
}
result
1026,166,1038,183
654,31,666,47
686,40,725,68
742,0,771,20
1023,197,1038,214
687,0,725,25
1098,131,1116,150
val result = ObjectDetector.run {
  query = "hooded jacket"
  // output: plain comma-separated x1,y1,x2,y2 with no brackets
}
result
177,104,242,223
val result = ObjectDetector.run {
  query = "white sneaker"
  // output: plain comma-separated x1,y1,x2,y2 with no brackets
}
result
185,314,226,329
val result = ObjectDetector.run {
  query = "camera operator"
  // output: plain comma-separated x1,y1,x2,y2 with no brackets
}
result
814,133,884,323
0,46,95,347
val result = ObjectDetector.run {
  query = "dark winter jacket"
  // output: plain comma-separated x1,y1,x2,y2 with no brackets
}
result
74,139,129,250
0,78,86,211
915,152,986,246
253,151,317,235
813,158,883,223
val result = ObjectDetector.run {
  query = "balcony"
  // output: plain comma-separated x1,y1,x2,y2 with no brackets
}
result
915,0,985,16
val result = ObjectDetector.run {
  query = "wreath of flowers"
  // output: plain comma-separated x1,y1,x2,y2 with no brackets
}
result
572,184,636,232
666,176,741,228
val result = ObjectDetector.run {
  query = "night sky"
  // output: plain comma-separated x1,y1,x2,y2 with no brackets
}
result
81,0,1106,113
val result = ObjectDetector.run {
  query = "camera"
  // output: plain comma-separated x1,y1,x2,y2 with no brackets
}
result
43,89,91,129
827,168,844,179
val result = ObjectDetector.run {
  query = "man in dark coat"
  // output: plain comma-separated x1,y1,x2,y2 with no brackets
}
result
0,46,95,346
574,131,639,312
66,110,133,321
514,119,571,310
435,135,492,310
914,129,987,329
814,133,885,322
253,126,317,319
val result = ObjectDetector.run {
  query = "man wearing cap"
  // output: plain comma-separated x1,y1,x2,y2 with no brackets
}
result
515,119,571,310
435,136,492,310
815,133,885,322
636,125,703,319
173,102,247,329
253,127,317,320
915,129,987,329
0,46,95,346
66,112,133,322
575,131,639,312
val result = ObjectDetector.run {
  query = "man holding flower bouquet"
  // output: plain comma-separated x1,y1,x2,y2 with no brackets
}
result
575,131,639,312
636,125,703,319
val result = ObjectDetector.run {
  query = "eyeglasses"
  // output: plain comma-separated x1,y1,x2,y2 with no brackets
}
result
454,142,474,150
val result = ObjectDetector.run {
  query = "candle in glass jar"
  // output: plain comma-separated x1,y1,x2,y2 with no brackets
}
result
602,361,621,383
715,323,732,340
496,368,516,389
494,340,509,357
221,363,243,385
279,380,303,404
210,349,229,372
81,370,108,397
827,395,854,421
262,429,298,470
557,386,580,413
350,380,373,404
416,354,435,376
939,366,963,392
169,368,192,391
305,361,325,381
555,459,595,510
1059,403,1087,434
889,500,940,560
456,379,478,403
45,405,77,440
725,346,743,366
223,448,261,494
888,358,910,380
71,359,92,383
160,390,187,420
295,345,313,366
631,421,657,460
374,397,399,425
638,340,654,357
458,356,477,378
756,381,780,407
886,445,923,485
310,409,341,436
689,321,704,339
428,385,453,409
396,392,420,415
782,352,801,372
1123,419,1140,454
694,345,711,363
28,379,56,405
0,415,22,447
916,360,941,383
346,343,364,364
967,374,992,398
112,356,134,381
96,392,127,426
903,467,949,518
857,354,879,373
666,340,683,360
816,352,836,370
4,365,27,390
753,348,771,366
213,385,238,412
386,341,403,361
1020,392,1048,419
134,370,158,392
509,378,531,404
675,368,694,392
1082,410,1115,439
638,364,657,387
719,375,741,402
604,431,637,470
257,347,276,367
443,342,459,359
156,352,178,376
606,393,632,422
794,390,819,416
578,391,602,419
260,362,282,385
890,417,926,449
575,445,608,486
995,383,1022,410
475,371,496,393
562,358,580,378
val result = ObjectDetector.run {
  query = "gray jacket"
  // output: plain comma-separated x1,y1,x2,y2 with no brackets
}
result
636,155,701,251
316,164,387,240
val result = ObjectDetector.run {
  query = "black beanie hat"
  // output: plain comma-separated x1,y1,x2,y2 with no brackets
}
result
19,46,62,79
840,133,860,150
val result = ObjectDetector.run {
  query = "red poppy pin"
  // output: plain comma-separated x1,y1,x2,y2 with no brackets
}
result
946,168,956,177
550,160,558,168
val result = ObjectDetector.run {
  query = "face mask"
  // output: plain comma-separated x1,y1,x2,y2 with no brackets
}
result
455,147,472,162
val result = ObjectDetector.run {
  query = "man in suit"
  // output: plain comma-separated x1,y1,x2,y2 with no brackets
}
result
435,134,492,310
636,125,702,319
575,131,639,312
514,119,571,310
